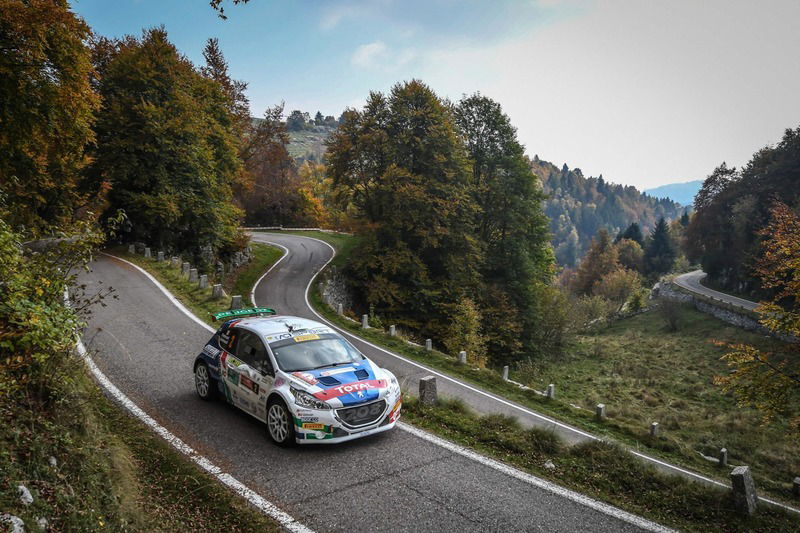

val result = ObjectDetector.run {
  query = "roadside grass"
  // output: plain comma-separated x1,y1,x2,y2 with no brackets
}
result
0,370,279,532
278,230,800,504
108,242,282,325
402,396,798,532
519,306,799,498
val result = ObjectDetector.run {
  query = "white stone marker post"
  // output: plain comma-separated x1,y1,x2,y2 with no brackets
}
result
157,251,164,262
144,247,151,259
361,314,369,329
793,477,800,497
419,376,437,406
128,244,135,254
198,274,208,289
650,422,659,437
719,448,728,467
502,365,509,381
546,384,555,399
389,325,396,337
212,284,223,299
596,404,606,420
425,339,432,352
458,351,467,364
171,256,179,268
337,303,343,316
181,262,190,277
188,268,198,283
730,466,758,516
230,295,242,310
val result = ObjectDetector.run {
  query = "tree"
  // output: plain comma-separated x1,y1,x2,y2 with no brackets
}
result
571,229,619,295
619,222,644,246
286,110,307,131
89,28,243,265
443,297,487,367
644,218,676,276
327,80,480,338
715,202,800,431
594,268,642,312
454,93,554,360
0,0,100,235
615,238,644,272
314,111,324,125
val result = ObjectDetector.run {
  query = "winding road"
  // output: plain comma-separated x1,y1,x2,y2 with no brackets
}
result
77,233,673,532
673,270,759,311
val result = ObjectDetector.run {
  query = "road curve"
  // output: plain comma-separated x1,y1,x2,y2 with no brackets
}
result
673,270,759,311
77,249,668,532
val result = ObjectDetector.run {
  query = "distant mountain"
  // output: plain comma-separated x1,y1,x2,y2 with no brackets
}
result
531,156,684,267
644,180,702,206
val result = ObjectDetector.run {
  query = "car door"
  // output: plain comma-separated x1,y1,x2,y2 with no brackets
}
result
234,329,275,421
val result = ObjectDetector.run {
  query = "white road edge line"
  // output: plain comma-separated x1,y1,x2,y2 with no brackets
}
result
91,254,314,533
399,422,675,533
250,245,290,306
251,234,800,516
249,236,675,532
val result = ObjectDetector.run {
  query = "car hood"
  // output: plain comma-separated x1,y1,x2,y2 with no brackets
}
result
287,359,388,407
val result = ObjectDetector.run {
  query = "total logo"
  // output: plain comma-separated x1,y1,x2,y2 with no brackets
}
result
312,379,387,401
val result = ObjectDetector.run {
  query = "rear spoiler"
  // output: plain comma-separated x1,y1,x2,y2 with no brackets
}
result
211,307,277,322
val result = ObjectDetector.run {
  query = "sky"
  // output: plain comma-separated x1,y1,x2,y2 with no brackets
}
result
71,0,800,190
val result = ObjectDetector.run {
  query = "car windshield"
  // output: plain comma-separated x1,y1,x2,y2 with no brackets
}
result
271,336,363,372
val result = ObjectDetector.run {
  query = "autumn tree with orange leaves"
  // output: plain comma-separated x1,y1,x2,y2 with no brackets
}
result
715,202,800,430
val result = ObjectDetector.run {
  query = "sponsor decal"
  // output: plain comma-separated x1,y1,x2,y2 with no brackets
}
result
274,377,285,387
299,416,319,422
320,366,356,377
311,379,387,401
227,371,240,386
293,334,320,343
240,374,259,394
308,327,331,334
301,422,326,430
389,397,402,423
292,371,318,386
202,344,221,358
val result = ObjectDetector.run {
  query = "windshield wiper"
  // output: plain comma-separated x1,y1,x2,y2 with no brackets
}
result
304,361,352,371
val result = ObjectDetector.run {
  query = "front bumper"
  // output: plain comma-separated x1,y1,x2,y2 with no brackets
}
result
293,394,402,444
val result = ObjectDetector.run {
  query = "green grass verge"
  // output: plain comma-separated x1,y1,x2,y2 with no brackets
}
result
109,242,282,325
402,396,797,532
0,371,279,532
281,230,799,505
253,229,360,270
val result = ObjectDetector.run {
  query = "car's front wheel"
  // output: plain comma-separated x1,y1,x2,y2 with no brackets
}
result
266,398,296,446
194,361,217,401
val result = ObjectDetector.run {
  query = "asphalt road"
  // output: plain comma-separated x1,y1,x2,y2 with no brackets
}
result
79,243,667,532
673,270,759,311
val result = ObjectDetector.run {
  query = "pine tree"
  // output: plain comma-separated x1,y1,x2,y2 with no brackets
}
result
620,222,644,246
644,217,676,276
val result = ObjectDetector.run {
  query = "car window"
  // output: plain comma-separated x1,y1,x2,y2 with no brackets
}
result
235,329,273,375
270,335,363,372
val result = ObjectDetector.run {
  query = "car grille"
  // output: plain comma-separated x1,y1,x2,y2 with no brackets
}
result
336,399,386,428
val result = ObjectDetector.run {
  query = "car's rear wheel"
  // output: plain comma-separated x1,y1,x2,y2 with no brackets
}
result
194,361,217,401
267,398,295,446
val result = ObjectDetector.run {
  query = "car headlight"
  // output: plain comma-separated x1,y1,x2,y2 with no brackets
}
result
291,387,331,410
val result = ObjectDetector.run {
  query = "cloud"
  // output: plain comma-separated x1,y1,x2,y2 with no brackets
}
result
320,5,353,30
351,41,388,69
350,41,416,71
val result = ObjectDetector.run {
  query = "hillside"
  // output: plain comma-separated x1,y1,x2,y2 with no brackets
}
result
531,156,684,266
287,126,335,162
645,180,703,206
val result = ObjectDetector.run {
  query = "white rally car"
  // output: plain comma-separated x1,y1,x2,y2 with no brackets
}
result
193,307,402,445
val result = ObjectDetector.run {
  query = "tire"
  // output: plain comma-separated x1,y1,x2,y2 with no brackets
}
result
194,361,217,401
266,397,296,447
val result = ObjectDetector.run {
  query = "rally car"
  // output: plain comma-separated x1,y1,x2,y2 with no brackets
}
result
193,307,402,445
